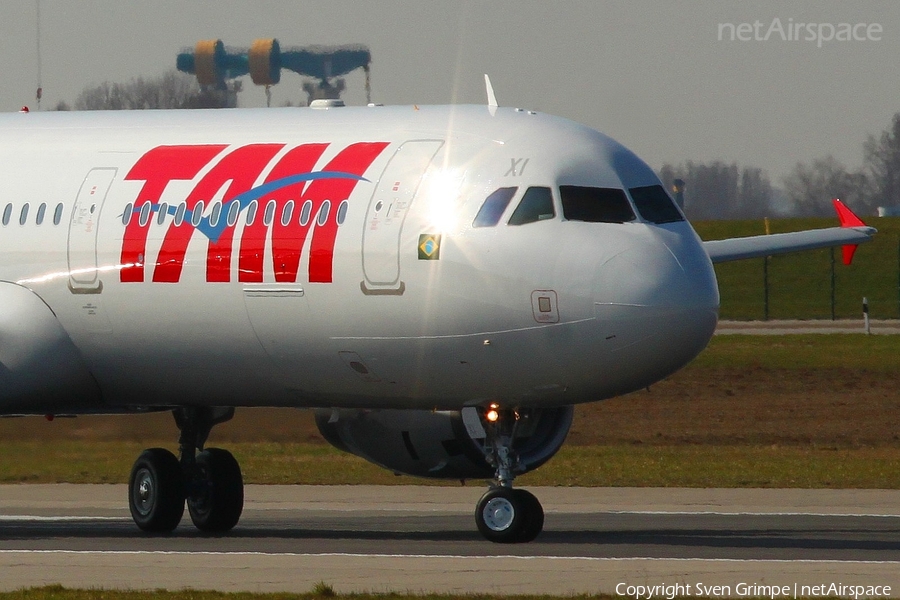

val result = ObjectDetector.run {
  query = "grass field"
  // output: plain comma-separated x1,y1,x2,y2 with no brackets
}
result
2,335,898,488
0,587,612,600
694,216,900,319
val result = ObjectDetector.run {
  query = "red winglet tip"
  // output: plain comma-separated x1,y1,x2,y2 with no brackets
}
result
832,198,866,228
842,244,858,266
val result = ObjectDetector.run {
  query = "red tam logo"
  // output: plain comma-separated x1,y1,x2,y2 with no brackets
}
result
120,142,389,284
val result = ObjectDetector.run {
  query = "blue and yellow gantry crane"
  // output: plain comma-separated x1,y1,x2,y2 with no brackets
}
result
177,39,372,106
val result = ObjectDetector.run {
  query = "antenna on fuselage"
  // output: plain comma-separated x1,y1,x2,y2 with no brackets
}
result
484,74,498,116
484,74,498,108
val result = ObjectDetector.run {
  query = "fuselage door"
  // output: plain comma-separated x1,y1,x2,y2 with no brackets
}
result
361,140,443,295
68,168,117,293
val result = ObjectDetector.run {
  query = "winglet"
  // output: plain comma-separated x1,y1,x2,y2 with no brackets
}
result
832,198,866,265
484,74,498,108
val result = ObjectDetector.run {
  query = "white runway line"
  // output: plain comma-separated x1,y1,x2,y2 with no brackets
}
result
0,515,126,521
604,510,900,517
1,550,899,565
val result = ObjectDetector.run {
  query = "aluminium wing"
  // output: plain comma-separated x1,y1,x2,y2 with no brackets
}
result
702,199,876,265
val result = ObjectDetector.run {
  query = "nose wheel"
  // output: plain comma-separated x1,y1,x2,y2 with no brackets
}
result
474,405,545,543
475,487,544,543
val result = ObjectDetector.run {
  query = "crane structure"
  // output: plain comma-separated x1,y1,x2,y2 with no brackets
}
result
176,39,372,107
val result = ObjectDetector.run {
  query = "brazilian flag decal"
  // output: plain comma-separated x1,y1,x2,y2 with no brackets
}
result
418,234,442,260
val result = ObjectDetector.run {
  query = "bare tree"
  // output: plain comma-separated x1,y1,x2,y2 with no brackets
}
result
863,112,900,212
738,167,773,219
73,70,228,110
660,161,771,220
783,156,870,216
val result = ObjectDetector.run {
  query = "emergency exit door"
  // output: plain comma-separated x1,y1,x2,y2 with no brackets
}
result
361,140,443,294
68,168,116,293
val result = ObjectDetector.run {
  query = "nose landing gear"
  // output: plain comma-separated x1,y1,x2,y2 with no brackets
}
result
473,405,545,543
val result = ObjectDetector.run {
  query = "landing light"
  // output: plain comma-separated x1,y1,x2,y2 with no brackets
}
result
485,403,500,422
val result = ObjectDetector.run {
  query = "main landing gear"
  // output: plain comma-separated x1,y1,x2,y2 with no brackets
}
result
128,407,243,533
474,405,545,543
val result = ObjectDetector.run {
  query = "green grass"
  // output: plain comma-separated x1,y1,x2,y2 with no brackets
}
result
695,333,900,370
0,588,615,600
3,441,899,489
517,445,900,488
1,335,898,488
694,216,900,319
1,589,886,600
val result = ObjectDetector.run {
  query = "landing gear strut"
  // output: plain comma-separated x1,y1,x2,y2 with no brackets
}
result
127,407,243,533
474,405,545,543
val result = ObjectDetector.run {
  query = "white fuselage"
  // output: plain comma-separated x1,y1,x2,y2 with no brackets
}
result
0,104,719,414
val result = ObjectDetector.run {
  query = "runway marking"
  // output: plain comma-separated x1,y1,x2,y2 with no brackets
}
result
0,550,898,564
604,510,900,518
0,516,126,522
6,510,894,518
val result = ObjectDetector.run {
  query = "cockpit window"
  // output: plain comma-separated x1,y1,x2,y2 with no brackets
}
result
473,187,517,228
508,186,555,226
559,186,635,223
629,185,684,224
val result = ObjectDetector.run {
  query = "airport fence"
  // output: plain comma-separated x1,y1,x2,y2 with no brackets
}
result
693,217,900,320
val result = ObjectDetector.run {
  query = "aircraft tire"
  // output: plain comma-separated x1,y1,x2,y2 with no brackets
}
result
187,448,244,532
475,487,527,543
128,448,185,532
514,489,544,542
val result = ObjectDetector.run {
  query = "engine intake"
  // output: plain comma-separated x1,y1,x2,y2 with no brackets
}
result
315,405,573,480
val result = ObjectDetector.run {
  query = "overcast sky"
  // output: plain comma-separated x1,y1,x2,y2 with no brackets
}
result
1,1,898,185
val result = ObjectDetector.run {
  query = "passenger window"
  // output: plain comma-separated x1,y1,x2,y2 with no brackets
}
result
36,203,46,225
300,200,313,226
191,201,205,227
1,204,10,226
19,203,29,226
226,201,240,227
246,200,258,225
139,202,151,226
122,203,133,226
318,200,331,226
157,202,168,225
263,200,276,226
337,200,348,225
174,202,186,226
473,187,517,228
560,186,635,223
281,200,294,226
54,203,64,225
629,185,684,224
209,202,222,227
508,187,555,226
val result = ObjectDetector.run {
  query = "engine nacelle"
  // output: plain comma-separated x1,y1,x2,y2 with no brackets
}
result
192,39,226,87
315,405,574,480
248,38,281,86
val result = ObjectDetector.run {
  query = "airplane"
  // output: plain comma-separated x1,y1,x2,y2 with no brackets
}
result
0,83,875,543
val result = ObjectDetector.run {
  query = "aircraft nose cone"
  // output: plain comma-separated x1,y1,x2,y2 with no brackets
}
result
593,226,719,385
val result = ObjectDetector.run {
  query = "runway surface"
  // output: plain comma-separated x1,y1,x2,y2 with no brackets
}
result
2,485,899,595
716,319,900,335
